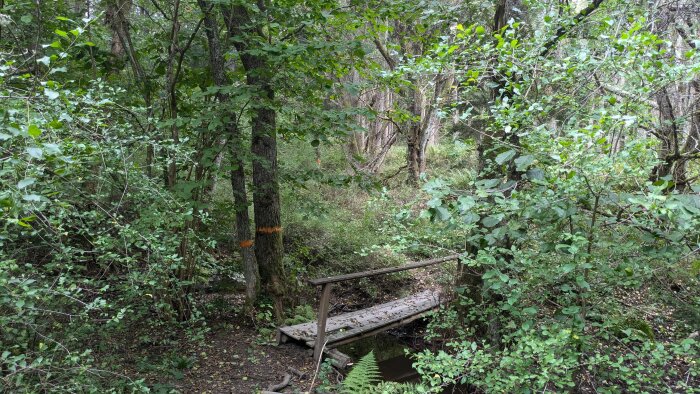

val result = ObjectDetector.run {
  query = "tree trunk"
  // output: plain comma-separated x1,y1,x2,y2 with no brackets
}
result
230,151,259,302
225,4,286,318
104,0,155,179
250,98,286,318
650,86,687,188
105,0,131,58
165,0,181,190
340,71,399,174
198,0,260,303
406,86,424,185
406,76,448,185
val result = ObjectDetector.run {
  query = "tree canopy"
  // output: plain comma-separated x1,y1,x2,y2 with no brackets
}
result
1,0,699,392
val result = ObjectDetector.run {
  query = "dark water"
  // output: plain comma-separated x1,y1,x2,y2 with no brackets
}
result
337,332,420,382
337,332,473,393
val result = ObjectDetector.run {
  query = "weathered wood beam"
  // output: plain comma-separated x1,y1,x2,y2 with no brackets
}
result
308,254,462,286
313,283,332,363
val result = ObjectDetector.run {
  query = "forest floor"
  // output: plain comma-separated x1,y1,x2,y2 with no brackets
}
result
177,322,316,394
166,268,440,393
115,269,699,393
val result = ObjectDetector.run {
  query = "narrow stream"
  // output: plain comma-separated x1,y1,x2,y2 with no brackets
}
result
337,332,421,382
337,328,474,393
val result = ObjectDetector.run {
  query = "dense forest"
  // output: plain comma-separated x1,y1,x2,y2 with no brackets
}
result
1,0,699,392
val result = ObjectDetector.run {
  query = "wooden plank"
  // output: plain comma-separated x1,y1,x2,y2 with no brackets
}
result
313,283,332,363
308,254,462,286
327,304,432,347
279,290,441,347
322,291,440,345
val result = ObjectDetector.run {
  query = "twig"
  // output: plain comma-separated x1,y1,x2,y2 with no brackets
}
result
267,373,292,392
382,164,408,183
307,339,328,392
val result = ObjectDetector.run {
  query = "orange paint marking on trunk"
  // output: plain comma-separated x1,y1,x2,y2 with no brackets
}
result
256,226,282,234
239,239,254,248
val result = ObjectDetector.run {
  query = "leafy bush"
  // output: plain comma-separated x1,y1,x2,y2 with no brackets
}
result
0,17,217,391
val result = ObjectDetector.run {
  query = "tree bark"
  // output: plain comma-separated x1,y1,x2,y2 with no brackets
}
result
341,69,399,174
650,87,683,185
198,0,260,302
224,4,286,318
105,0,131,58
104,0,155,178
165,0,181,190
406,76,448,184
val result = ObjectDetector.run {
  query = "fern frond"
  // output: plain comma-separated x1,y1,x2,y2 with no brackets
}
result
341,351,382,394
375,381,420,394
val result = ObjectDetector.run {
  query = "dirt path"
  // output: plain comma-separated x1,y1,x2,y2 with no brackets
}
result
177,324,316,393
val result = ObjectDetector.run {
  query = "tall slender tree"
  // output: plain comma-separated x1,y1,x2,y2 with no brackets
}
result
197,0,259,303
223,3,286,317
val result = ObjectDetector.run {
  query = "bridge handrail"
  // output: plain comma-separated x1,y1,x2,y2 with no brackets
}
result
308,253,463,363
308,254,463,286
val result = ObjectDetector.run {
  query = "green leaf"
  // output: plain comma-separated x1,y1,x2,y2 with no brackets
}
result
43,143,61,155
55,29,69,39
427,197,442,208
495,149,516,165
458,196,475,212
28,124,42,138
514,155,534,171
462,212,480,224
475,26,485,35
561,306,581,315
434,207,450,221
23,194,41,202
21,14,33,24
17,178,36,189
482,215,501,227
561,263,576,274
26,147,43,159
44,89,59,100
341,351,381,393
526,168,545,180
37,56,51,66
523,307,537,315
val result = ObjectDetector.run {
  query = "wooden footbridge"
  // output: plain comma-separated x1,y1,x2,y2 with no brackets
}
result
277,254,462,366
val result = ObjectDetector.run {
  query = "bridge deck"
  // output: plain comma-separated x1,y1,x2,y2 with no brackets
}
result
278,290,441,349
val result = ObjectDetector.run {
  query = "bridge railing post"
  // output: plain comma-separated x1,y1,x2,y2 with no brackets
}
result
313,283,332,363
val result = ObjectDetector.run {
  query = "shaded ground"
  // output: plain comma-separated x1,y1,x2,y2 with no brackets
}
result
169,268,442,393
177,324,315,393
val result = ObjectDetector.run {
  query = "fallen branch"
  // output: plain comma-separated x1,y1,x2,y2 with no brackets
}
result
267,373,292,392
287,367,306,379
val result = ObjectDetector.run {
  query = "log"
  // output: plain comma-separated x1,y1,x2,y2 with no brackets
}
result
326,348,352,369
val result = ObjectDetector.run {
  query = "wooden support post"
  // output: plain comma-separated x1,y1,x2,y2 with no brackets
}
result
313,283,332,363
